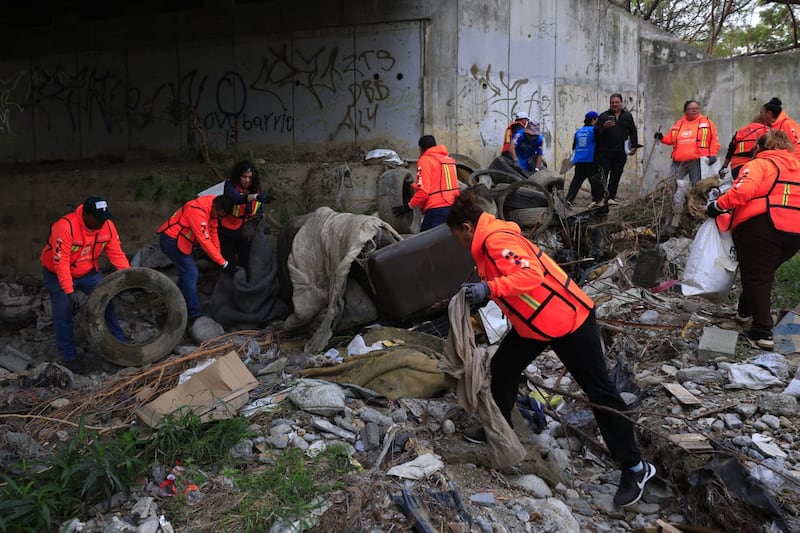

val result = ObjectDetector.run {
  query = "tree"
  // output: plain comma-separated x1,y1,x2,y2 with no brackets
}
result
611,0,800,56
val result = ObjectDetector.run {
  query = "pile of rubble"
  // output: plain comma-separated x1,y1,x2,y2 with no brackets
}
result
2,203,800,532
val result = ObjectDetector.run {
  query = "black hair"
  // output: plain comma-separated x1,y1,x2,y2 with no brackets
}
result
213,194,234,214
418,135,437,151
763,97,782,117
229,160,261,192
683,100,699,112
446,190,484,228
610,93,623,102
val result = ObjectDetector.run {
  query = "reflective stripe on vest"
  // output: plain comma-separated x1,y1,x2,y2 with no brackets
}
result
485,231,593,340
766,159,800,235
427,152,459,198
231,200,261,220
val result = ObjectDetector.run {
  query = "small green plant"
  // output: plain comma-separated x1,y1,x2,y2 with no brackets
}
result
219,444,351,532
0,421,144,532
141,409,250,466
773,254,800,311
133,173,206,204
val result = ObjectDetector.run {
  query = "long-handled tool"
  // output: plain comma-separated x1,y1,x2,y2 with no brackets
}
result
642,125,662,181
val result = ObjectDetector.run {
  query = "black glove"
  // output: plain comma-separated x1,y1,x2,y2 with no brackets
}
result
707,156,717,165
461,282,490,307
654,132,663,140
68,292,82,313
392,204,412,216
256,192,274,204
706,201,726,218
718,167,728,180
221,261,236,277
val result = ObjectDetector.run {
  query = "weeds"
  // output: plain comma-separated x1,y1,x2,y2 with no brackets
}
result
141,409,250,466
133,173,207,204
0,421,144,532
774,254,800,311
218,444,351,532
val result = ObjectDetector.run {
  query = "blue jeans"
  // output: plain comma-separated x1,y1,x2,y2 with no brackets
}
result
43,268,124,362
421,206,452,231
159,233,202,319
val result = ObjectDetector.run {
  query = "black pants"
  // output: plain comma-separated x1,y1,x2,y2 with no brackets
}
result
595,150,628,200
733,214,800,335
218,225,251,273
566,162,603,203
490,310,641,468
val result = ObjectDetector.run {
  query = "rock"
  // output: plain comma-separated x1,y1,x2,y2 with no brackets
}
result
188,316,225,343
735,403,758,417
289,380,346,416
761,414,781,429
469,492,497,506
361,422,381,450
697,326,738,361
758,393,798,417
50,398,71,409
508,474,553,498
229,439,254,462
441,419,455,435
0,345,32,372
311,418,357,441
723,413,742,429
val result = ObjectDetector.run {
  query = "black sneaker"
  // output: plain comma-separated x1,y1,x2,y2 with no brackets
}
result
463,426,487,444
614,461,656,507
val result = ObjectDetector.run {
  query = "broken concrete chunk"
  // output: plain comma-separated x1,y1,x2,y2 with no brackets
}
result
310,417,356,442
697,326,738,361
0,345,32,373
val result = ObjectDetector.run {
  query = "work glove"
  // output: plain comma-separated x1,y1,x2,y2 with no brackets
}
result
221,260,236,277
68,292,82,313
653,132,663,140
718,167,728,180
706,201,726,218
461,282,490,308
392,204,412,216
707,156,717,165
256,191,274,204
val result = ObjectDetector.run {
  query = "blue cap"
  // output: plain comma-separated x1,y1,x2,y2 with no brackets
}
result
585,111,599,120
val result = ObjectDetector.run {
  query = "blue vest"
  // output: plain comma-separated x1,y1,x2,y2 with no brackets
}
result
571,126,596,164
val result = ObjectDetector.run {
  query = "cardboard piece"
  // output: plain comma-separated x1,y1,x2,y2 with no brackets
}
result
667,433,713,452
136,351,258,427
662,383,702,406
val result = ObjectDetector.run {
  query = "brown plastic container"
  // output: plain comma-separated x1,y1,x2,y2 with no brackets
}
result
364,224,476,321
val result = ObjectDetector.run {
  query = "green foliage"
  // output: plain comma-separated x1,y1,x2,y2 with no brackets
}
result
0,421,144,532
133,173,207,204
773,253,800,311
219,445,351,532
141,409,250,466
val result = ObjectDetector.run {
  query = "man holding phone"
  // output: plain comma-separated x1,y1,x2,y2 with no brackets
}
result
594,93,639,205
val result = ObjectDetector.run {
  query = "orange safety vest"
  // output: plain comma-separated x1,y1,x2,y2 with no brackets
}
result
501,120,526,154
728,122,769,170
409,145,460,212
662,114,720,162
157,195,224,263
717,150,800,233
41,205,130,293
472,214,594,341
221,196,262,230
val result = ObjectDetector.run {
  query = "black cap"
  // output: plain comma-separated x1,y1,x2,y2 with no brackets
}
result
418,135,437,151
83,197,112,222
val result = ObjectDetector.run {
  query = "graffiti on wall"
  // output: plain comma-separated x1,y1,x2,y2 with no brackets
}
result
465,63,554,145
0,34,416,157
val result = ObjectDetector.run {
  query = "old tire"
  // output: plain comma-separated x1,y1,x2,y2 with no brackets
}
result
494,181,554,236
505,207,553,232
493,183,549,209
488,156,526,184
529,168,565,190
377,168,421,234
449,153,482,184
84,267,187,367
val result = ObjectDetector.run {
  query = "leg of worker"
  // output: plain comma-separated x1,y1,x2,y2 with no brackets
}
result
551,310,641,467
687,159,702,186
606,153,628,201
566,166,587,204
75,270,126,343
595,152,611,199
43,268,78,362
489,328,547,425
160,233,202,320
671,179,690,227
735,215,800,335
218,226,238,267
420,207,451,232
586,164,604,203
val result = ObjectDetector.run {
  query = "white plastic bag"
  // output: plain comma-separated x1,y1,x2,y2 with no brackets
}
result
681,219,737,298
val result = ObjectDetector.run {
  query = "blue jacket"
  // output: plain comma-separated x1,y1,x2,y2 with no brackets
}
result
571,126,596,164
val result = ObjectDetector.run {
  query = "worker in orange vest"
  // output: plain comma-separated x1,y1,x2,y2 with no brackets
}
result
448,189,655,508
758,97,800,154
722,118,770,179
157,195,234,323
41,197,130,373
394,135,461,231
708,130,800,349
655,99,720,230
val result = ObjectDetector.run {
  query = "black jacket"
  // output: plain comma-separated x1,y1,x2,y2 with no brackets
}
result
594,109,638,153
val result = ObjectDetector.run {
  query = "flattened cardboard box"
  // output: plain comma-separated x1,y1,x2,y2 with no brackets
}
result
136,351,258,428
